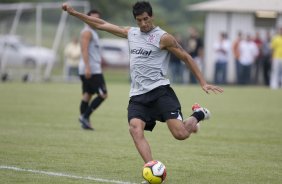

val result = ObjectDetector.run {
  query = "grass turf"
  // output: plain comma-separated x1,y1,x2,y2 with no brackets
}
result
0,82,282,184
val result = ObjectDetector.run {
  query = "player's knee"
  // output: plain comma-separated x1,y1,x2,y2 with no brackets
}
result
82,93,92,101
129,120,144,138
129,123,139,136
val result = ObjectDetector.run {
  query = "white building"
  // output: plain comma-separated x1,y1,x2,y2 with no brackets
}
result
187,0,282,83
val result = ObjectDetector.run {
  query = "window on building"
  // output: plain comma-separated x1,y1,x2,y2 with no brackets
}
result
254,11,277,28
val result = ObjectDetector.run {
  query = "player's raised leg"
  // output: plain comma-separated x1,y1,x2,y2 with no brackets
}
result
167,103,210,139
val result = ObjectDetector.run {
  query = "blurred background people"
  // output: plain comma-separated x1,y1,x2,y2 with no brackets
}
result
232,31,243,84
253,31,263,84
184,27,203,84
169,33,184,84
64,36,81,81
261,30,272,86
213,32,230,85
238,34,258,85
270,27,282,89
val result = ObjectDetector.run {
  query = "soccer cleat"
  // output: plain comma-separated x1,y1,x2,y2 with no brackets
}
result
192,103,211,120
79,116,94,130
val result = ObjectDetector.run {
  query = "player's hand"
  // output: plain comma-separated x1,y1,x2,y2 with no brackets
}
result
202,84,224,94
62,3,74,15
85,67,91,79
62,3,68,11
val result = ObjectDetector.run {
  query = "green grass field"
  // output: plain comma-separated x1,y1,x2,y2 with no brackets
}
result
0,81,282,184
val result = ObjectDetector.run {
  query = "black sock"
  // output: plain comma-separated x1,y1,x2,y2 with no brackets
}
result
83,96,105,119
191,111,205,122
80,100,89,115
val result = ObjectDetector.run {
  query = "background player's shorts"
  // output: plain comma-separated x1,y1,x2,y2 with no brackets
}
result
127,85,183,131
80,74,107,95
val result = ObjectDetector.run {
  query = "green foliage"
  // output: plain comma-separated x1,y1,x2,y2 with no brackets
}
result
0,0,207,35
0,82,282,184
93,0,207,35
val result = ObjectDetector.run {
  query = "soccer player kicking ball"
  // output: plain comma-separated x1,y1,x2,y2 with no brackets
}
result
62,1,223,163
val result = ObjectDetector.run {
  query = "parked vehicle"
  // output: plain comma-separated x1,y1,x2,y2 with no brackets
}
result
100,38,129,67
0,35,56,81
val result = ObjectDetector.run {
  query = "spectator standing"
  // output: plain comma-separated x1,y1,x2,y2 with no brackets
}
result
64,36,81,81
253,31,263,84
270,27,282,89
169,34,184,84
238,34,258,85
232,31,243,84
261,30,272,86
184,27,203,84
213,32,230,84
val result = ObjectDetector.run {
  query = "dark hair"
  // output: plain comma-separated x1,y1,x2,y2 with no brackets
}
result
132,1,153,19
87,9,100,16
221,32,228,39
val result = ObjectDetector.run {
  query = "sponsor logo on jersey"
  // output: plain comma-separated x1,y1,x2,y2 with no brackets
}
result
130,48,152,56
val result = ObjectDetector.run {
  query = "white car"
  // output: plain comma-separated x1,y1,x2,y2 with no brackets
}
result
0,35,56,81
100,38,129,67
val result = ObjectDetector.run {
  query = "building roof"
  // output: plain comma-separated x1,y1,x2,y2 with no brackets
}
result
187,0,282,13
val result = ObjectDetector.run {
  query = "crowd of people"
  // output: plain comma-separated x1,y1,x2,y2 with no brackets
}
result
232,30,270,86
168,27,203,84
168,27,282,89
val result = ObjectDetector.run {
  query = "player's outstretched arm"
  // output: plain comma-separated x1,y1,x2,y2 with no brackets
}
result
161,33,224,94
62,3,129,38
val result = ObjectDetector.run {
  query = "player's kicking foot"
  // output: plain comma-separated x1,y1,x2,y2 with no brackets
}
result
79,116,94,130
190,103,210,133
192,103,211,120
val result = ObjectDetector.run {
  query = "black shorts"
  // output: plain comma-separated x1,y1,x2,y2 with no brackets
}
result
127,85,183,131
80,74,107,95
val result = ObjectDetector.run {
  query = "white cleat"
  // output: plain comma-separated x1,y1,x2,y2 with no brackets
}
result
192,103,211,120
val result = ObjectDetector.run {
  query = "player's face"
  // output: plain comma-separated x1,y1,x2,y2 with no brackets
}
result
135,12,154,33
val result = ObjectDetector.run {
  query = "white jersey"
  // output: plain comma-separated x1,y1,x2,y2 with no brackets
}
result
128,27,171,97
79,25,102,75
